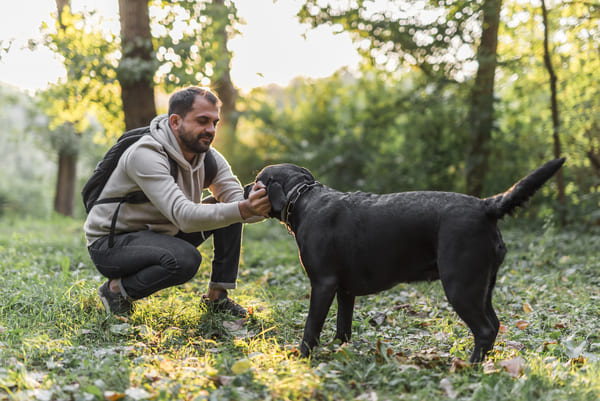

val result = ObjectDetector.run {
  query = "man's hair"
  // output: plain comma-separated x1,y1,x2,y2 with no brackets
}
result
168,87,221,117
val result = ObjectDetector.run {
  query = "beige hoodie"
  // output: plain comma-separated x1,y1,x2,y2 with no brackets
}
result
84,114,250,246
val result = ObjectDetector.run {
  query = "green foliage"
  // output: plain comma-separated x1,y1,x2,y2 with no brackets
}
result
150,0,241,90
39,6,124,143
240,69,469,193
493,0,600,222
298,0,483,82
1,218,599,400
290,0,600,222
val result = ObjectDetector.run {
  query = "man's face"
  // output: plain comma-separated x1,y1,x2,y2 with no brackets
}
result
172,96,219,155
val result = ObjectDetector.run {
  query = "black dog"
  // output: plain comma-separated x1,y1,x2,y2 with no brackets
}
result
246,158,565,362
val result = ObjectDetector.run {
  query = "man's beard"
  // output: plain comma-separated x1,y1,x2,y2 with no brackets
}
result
176,126,213,154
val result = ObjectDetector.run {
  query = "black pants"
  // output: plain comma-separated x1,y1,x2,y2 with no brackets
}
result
88,223,243,300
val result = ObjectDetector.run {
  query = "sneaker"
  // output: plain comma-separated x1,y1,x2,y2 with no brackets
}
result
98,280,133,316
202,291,248,318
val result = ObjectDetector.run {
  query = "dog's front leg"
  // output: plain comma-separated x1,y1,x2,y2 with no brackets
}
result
300,281,337,357
334,289,355,344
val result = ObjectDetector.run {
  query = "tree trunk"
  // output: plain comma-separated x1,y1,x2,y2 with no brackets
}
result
56,0,69,27
465,0,502,197
53,0,78,217
54,147,77,216
211,0,239,159
541,0,566,224
118,0,156,130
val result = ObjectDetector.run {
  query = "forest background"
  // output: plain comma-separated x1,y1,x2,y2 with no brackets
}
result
0,0,599,226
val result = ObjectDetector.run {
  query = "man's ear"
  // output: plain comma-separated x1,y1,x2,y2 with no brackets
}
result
243,183,254,199
169,113,182,132
267,181,287,214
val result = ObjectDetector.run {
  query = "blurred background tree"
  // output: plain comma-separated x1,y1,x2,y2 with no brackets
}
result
35,1,122,216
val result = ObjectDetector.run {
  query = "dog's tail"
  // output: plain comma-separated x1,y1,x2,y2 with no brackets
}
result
483,158,566,219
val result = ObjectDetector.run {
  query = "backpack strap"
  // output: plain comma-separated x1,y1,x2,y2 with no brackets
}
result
203,149,217,189
103,153,179,248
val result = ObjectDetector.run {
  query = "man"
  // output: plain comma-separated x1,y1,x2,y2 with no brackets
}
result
84,87,271,318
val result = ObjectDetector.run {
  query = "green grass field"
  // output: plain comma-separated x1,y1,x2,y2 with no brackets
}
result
1,216,599,400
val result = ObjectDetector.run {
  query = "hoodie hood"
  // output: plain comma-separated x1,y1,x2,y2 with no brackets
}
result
149,114,208,202
149,114,208,174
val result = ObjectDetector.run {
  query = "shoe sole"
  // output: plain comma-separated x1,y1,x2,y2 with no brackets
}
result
98,286,113,314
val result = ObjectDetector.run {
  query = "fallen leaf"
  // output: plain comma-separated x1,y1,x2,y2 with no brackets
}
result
223,318,246,331
143,370,160,382
569,355,587,367
482,360,498,374
516,320,530,330
449,358,469,373
231,358,252,375
159,359,175,373
498,323,508,333
115,315,129,323
440,378,458,399
205,366,219,378
523,303,533,314
104,391,126,401
124,387,152,400
542,340,558,351
217,375,234,386
506,340,525,351
369,312,387,327
499,356,526,378
554,322,567,329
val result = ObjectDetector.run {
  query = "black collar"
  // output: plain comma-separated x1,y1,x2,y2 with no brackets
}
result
281,180,320,231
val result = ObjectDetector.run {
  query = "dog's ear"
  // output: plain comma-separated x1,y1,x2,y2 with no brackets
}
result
243,182,254,199
267,181,287,215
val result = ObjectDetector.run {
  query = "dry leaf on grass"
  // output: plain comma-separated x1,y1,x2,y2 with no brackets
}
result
449,358,470,373
231,358,252,375
223,318,246,331
104,391,126,401
369,311,387,327
499,356,526,378
482,360,498,374
124,388,152,400
523,302,533,314
542,340,558,351
516,320,530,330
506,340,525,351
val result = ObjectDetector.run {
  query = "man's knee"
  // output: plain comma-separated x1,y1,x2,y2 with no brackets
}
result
165,244,202,284
181,249,202,281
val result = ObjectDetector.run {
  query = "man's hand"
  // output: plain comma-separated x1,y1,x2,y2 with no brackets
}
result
239,181,271,219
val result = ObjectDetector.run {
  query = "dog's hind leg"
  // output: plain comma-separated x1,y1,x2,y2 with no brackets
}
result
442,277,499,363
300,281,337,357
334,289,355,344
438,248,500,363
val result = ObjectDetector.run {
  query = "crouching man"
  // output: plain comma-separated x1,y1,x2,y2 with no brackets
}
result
84,87,270,317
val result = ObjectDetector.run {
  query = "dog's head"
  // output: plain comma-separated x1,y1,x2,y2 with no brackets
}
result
244,164,315,220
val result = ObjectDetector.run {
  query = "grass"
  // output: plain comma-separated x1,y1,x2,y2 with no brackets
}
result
0,215,599,400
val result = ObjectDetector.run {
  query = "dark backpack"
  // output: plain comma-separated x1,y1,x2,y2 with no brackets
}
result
81,126,217,247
